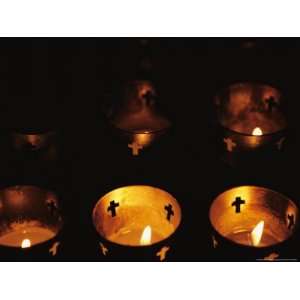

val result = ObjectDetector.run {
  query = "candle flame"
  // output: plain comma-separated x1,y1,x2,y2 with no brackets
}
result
140,225,152,245
252,127,263,136
251,221,264,246
21,238,31,248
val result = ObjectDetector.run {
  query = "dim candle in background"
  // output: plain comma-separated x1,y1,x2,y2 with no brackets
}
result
12,131,56,152
209,186,298,248
0,186,63,249
215,82,287,137
93,185,181,247
214,82,288,167
108,81,171,155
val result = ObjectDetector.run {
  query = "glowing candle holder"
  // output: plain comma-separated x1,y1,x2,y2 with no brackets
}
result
209,186,298,261
0,185,63,259
214,82,287,167
10,129,58,161
92,185,182,261
109,81,171,156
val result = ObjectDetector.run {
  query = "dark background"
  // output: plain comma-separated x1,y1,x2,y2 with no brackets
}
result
0,38,300,261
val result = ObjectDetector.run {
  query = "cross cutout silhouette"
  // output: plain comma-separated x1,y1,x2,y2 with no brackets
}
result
287,214,295,230
264,252,279,261
165,204,174,221
265,96,278,112
99,242,109,256
128,141,143,156
156,246,170,261
277,137,286,151
107,200,119,217
232,197,245,213
49,242,60,256
47,199,58,216
223,138,237,152
143,90,156,106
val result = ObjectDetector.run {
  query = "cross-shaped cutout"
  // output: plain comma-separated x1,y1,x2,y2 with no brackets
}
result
47,199,58,216
99,242,109,256
212,235,218,249
264,252,279,261
287,214,295,230
277,137,286,151
156,246,170,261
223,138,237,152
232,197,245,213
49,241,60,256
143,90,156,106
164,204,174,221
128,141,143,156
265,96,278,112
107,200,119,217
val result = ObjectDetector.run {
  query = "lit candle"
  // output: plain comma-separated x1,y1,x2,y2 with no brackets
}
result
252,127,263,136
245,127,264,148
93,185,182,250
0,222,57,248
0,186,63,251
140,226,152,245
210,186,298,249
226,220,280,247
215,82,287,164
110,80,171,154
108,225,163,246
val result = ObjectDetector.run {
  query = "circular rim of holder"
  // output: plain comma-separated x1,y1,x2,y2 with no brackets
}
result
92,184,182,248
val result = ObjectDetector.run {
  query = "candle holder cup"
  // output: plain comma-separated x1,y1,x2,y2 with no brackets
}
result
209,186,299,261
109,80,171,156
10,129,58,162
214,82,287,168
92,185,182,261
0,185,63,260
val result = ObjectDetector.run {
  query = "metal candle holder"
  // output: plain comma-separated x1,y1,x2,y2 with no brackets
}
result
11,129,57,161
109,81,171,156
0,185,63,260
92,185,182,261
209,186,298,261
214,82,287,167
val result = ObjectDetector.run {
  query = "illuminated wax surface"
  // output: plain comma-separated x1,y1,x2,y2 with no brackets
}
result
0,221,56,248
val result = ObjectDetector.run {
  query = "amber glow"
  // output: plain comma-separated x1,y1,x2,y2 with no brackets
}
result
21,238,31,248
140,225,152,245
252,127,263,136
27,135,40,146
134,132,153,147
251,221,264,246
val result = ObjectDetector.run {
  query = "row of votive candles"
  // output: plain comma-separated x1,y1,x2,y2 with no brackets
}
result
4,82,287,159
0,185,297,257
